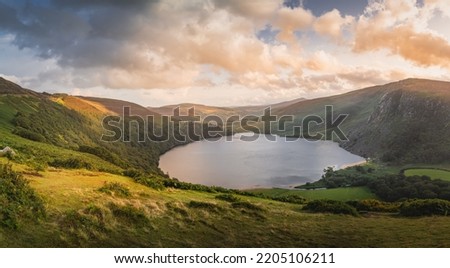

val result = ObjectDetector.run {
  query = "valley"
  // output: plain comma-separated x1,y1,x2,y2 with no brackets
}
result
1,77,450,247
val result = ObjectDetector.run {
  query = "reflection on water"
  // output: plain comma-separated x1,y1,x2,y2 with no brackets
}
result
159,134,365,189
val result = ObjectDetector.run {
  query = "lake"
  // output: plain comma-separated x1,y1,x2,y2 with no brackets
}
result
159,134,365,189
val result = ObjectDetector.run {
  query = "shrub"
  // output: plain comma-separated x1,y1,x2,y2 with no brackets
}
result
346,199,400,213
49,158,92,169
109,203,150,227
400,199,450,217
0,164,46,229
303,200,359,216
367,175,450,202
123,169,143,179
84,204,107,222
271,195,306,204
231,201,264,212
133,176,166,190
215,194,241,203
188,201,221,212
98,182,131,197
60,210,103,231
13,127,46,142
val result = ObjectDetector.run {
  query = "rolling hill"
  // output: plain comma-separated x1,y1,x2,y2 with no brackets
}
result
1,77,450,247
272,78,450,164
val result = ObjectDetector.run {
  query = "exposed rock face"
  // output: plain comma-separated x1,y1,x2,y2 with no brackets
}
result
342,83,450,164
0,147,16,157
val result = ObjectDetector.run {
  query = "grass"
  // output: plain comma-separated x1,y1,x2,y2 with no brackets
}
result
404,169,450,182
0,164,449,247
250,187,378,202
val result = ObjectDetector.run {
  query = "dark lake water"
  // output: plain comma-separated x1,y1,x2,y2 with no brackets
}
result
159,134,365,189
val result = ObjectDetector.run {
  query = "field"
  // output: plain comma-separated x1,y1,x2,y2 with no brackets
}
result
0,164,449,248
404,169,450,182
250,187,378,201
1,86,450,247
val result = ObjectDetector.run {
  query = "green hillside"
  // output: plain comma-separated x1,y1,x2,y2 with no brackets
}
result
1,160,449,247
1,77,450,247
0,77,182,173
273,79,450,165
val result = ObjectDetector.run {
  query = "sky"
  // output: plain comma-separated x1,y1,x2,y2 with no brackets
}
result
0,0,450,107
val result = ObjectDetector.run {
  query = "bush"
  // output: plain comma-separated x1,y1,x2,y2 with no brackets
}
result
133,176,166,190
0,164,46,229
231,201,264,212
368,175,450,201
188,201,221,212
49,158,92,169
215,194,241,203
60,210,104,231
109,203,150,227
98,182,131,197
400,199,450,217
13,127,46,142
271,195,306,204
303,200,359,216
123,169,144,179
346,199,400,213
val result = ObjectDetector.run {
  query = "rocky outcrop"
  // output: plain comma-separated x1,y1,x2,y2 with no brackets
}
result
342,84,450,163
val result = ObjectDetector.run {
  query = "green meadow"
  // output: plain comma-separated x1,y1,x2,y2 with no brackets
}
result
404,169,450,182
0,163,449,248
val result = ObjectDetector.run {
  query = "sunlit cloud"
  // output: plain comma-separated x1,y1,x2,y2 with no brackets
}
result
0,0,448,106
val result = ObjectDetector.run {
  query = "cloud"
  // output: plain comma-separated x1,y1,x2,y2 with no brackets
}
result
354,24,450,68
0,0,312,90
353,0,450,69
305,50,340,71
313,9,354,40
0,0,449,99
212,0,283,22
273,7,314,43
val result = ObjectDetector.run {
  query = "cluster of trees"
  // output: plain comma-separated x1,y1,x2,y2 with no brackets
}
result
302,200,358,216
303,198,450,217
298,166,378,190
368,175,450,202
299,166,450,202
400,199,450,217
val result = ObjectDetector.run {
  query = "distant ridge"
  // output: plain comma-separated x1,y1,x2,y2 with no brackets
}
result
0,77,40,96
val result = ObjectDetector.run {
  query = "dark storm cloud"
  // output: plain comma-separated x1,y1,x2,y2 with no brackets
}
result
0,2,20,29
1,0,449,93
51,0,153,9
0,0,158,67
302,0,368,16
283,0,302,9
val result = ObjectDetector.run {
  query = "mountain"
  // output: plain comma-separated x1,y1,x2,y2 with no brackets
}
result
149,79,450,165
272,78,450,164
147,97,307,118
0,78,179,173
0,77,40,96
1,77,450,247
1,77,449,171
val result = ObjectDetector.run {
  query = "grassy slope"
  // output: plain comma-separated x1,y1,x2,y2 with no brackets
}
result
0,95,122,173
404,169,450,182
1,161,449,247
1,77,450,247
273,79,450,164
